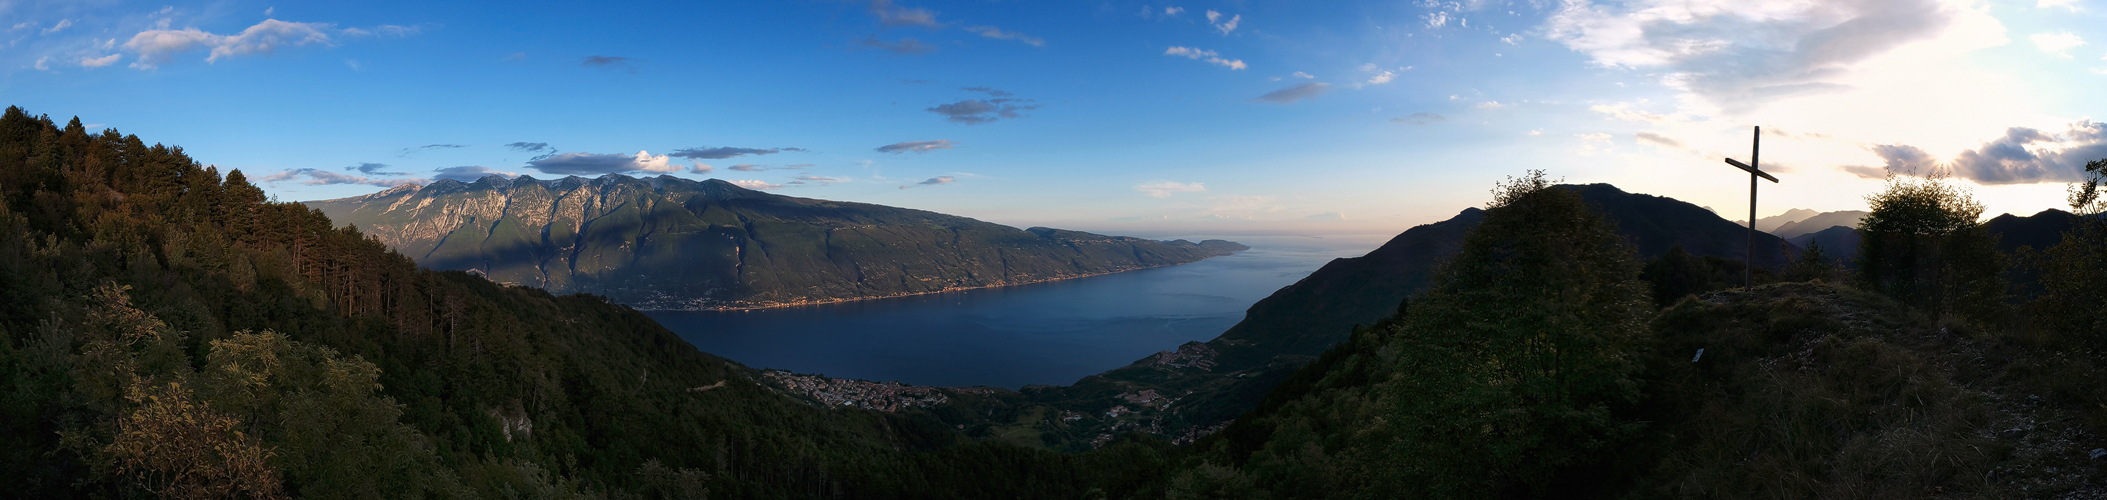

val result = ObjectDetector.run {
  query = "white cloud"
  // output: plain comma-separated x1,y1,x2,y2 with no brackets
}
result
1501,33,1523,45
525,150,679,176
1426,11,1449,28
123,19,336,68
1206,11,1241,35
1366,70,1394,85
2039,0,2080,10
79,54,120,68
1475,101,1507,109
42,19,71,35
1544,0,1980,112
1292,71,1314,79
1166,7,1185,16
260,168,427,187
2032,32,2085,57
208,20,333,62
1135,180,1206,198
1165,46,1246,70
33,56,50,71
729,180,783,190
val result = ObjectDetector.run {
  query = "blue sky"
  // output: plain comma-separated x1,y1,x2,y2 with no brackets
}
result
5,0,2104,234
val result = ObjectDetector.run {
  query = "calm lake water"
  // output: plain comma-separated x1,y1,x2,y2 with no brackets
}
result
644,234,1390,389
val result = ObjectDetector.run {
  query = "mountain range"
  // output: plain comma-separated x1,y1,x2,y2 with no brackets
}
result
306,175,1245,309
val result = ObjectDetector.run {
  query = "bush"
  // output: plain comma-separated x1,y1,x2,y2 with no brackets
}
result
1855,170,2005,322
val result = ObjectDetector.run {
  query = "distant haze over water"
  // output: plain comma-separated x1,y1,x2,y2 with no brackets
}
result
647,235,1390,389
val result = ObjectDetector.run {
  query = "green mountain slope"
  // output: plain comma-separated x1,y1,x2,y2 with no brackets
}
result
305,176,1245,310
0,107,1183,498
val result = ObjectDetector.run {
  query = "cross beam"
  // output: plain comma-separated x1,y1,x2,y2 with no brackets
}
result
1723,126,1777,291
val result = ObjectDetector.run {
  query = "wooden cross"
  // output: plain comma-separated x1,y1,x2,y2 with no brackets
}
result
1723,126,1777,291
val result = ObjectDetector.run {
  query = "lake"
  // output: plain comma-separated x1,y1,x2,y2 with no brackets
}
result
644,234,1391,389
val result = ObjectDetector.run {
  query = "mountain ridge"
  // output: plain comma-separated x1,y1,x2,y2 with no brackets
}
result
307,174,1246,310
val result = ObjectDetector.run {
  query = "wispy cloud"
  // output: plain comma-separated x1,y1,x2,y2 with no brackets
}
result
966,26,1044,47
397,144,466,157
432,166,519,182
668,146,803,159
80,54,121,68
875,140,956,154
1588,102,1668,122
791,175,847,185
1392,112,1445,125
1251,82,1329,103
1165,46,1245,70
259,168,426,187
870,0,940,27
1205,10,1241,35
1545,0,1963,111
525,150,682,176
581,55,639,72
1633,132,1684,149
345,162,408,176
926,88,1040,124
125,19,338,69
855,35,936,54
729,179,784,190
899,176,955,189
504,142,550,152
690,164,714,174
42,19,72,35
1135,181,1206,198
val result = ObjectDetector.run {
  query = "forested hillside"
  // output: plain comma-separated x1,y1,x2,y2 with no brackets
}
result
12,105,2107,498
0,107,1179,498
1154,169,2107,498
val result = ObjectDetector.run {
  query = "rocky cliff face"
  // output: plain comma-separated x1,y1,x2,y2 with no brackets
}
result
307,175,1245,309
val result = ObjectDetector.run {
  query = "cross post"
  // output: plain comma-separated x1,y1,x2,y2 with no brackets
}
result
1723,126,1777,291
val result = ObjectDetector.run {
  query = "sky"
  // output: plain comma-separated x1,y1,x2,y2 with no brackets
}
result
4,0,2103,236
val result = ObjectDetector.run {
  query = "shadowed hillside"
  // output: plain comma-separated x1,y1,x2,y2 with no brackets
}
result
1016,183,1802,446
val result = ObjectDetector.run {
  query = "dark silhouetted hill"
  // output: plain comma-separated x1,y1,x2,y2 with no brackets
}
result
1026,183,1800,441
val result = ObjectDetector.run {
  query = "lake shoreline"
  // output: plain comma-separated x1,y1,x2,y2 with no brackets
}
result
634,252,1244,312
